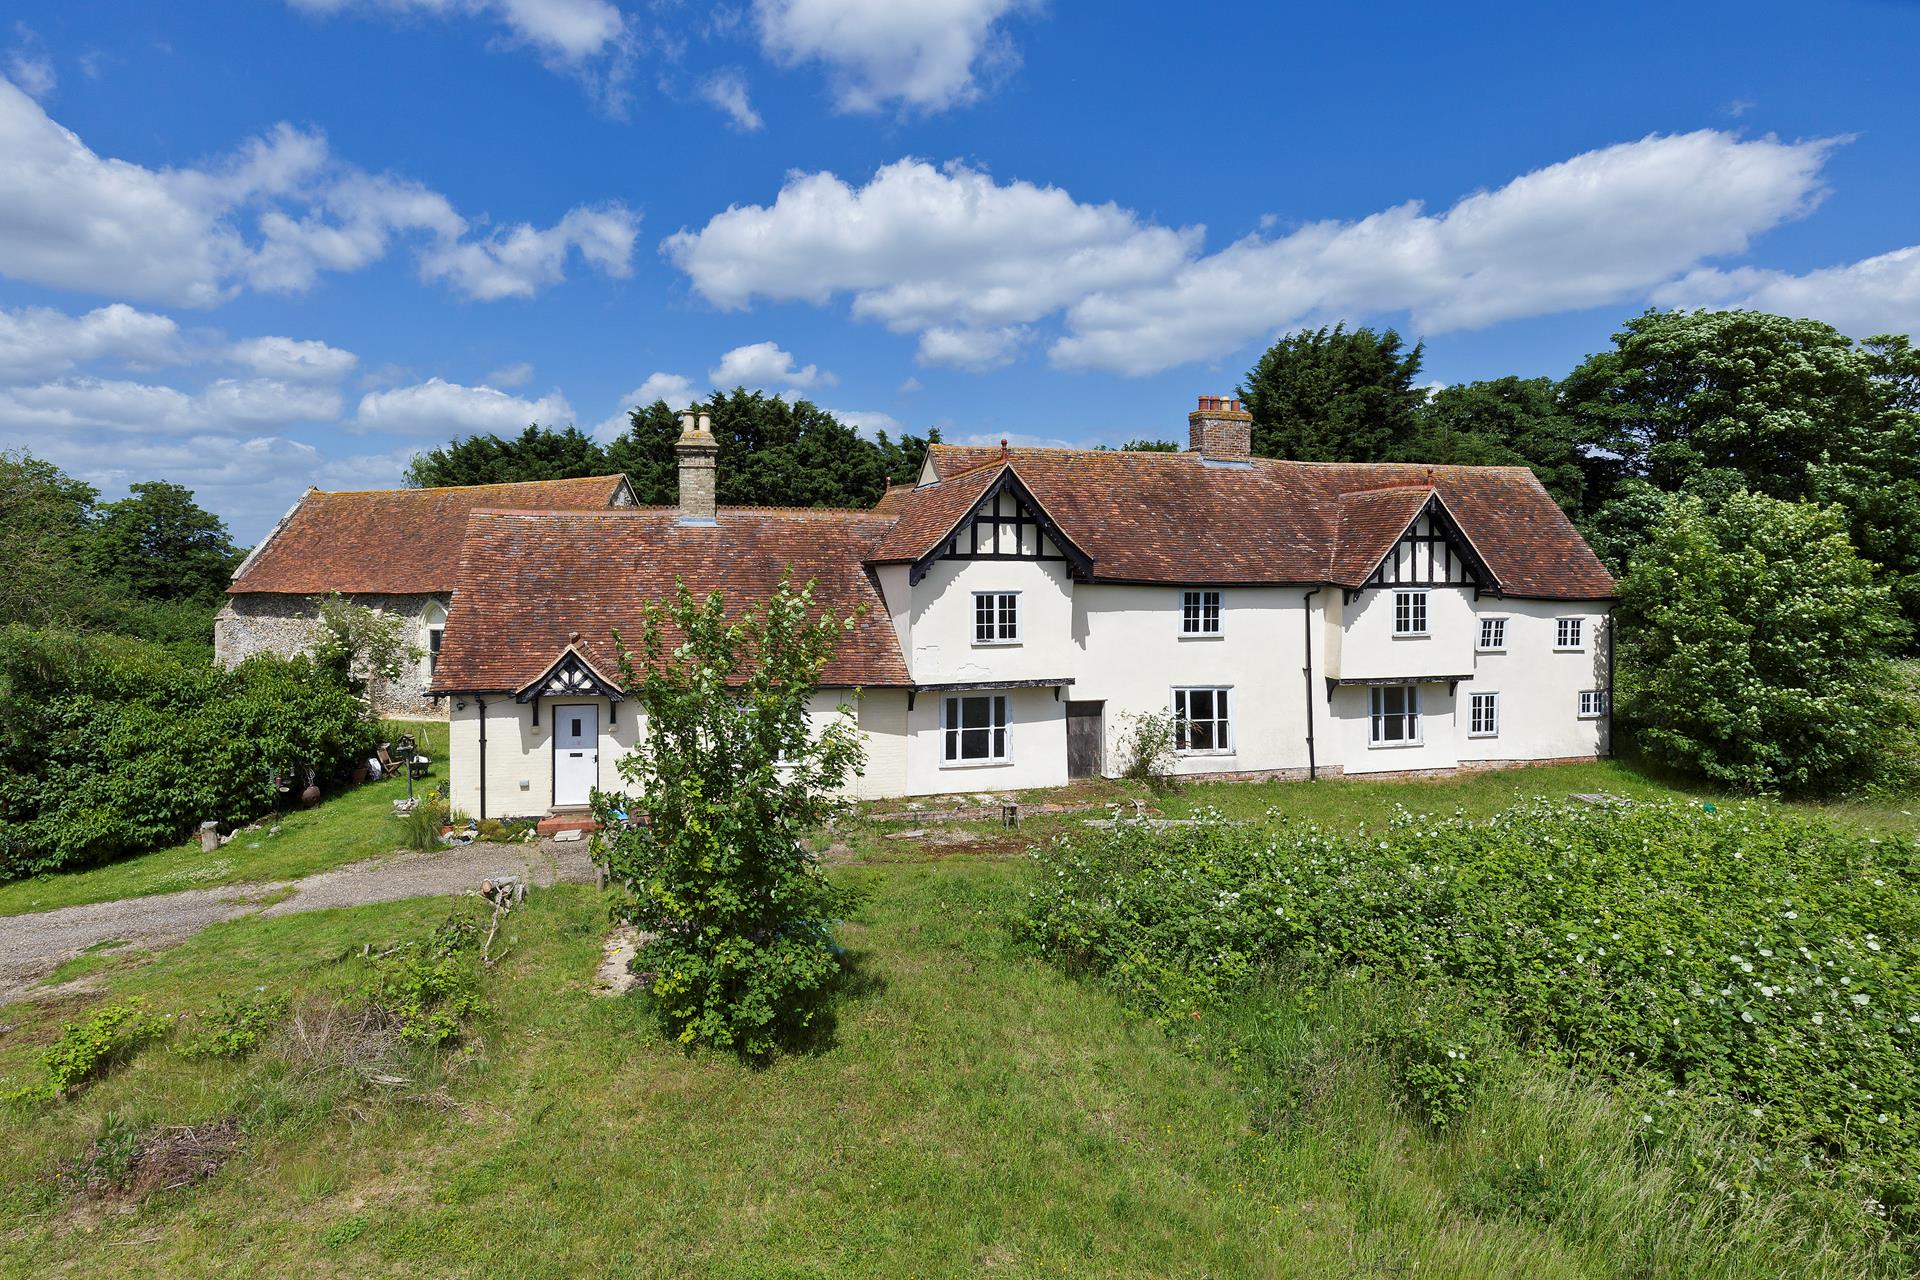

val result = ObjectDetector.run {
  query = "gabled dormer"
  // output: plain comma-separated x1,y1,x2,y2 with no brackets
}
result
1336,488,1498,604
922,469,1090,585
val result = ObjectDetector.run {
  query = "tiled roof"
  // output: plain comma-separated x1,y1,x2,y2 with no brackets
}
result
431,507,913,693
867,463,1008,563
229,476,633,596
917,446,1614,599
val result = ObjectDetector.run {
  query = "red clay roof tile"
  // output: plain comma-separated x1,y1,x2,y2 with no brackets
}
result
229,476,632,596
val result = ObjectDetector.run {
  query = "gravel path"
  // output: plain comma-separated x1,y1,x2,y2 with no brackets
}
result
0,841,599,1006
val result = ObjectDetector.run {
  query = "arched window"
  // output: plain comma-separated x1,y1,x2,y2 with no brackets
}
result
422,600,447,678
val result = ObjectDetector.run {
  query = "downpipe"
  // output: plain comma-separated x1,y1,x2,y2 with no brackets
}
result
1302,586,1321,780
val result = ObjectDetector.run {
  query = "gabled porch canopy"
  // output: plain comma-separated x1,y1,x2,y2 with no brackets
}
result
514,643,626,725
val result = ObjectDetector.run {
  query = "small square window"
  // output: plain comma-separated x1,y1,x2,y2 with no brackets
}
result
973,592,1019,644
1478,617,1506,652
1469,691,1499,737
1556,617,1584,650
1180,589,1223,635
1369,684,1422,745
1172,686,1232,753
1393,590,1429,636
1578,690,1609,719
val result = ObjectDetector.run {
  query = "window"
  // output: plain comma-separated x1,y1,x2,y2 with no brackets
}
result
1579,690,1609,719
1172,687,1232,753
1556,617,1584,650
1180,589,1223,636
428,625,444,676
973,592,1019,644
1369,684,1422,745
1393,590,1429,636
1469,691,1500,737
1478,617,1506,652
942,695,1010,763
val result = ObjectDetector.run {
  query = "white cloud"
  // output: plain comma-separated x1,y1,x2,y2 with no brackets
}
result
0,79,636,306
699,68,763,131
831,408,902,437
8,24,54,100
228,335,359,381
754,0,1036,113
664,158,1197,332
0,375,342,436
484,360,535,387
666,133,1839,376
354,376,574,436
709,340,834,389
417,203,637,300
916,324,1024,370
593,372,697,439
288,0,635,109
1654,245,1920,339
0,303,182,379
897,375,923,393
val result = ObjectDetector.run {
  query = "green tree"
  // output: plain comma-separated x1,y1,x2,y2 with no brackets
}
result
84,481,239,605
591,576,865,1059
1410,376,1588,512
404,423,610,487
1239,324,1426,461
1615,492,1916,794
605,389,931,507
0,450,98,626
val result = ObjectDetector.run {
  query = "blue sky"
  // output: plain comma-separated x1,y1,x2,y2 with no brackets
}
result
3,1,1917,542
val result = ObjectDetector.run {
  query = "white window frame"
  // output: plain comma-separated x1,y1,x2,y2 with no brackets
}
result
1477,616,1507,653
1171,686,1234,755
1578,690,1609,719
1179,588,1224,637
940,694,1012,766
1368,684,1423,746
1555,616,1585,652
422,601,447,678
1392,589,1430,638
1468,690,1500,738
971,591,1020,646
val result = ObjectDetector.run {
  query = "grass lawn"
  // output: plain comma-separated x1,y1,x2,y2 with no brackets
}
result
0,720,445,917
0,753,1913,1276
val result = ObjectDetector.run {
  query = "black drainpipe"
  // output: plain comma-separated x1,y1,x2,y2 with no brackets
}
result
1604,608,1616,758
1302,586,1321,780
476,696,488,821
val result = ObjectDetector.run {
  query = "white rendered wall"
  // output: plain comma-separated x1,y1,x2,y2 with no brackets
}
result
902,684,1068,795
1328,681,1462,774
1457,602,1611,762
1332,585,1477,681
1074,583,1314,779
445,694,640,820
907,555,1077,685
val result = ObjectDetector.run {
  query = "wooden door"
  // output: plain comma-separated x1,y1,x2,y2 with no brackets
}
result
1066,700,1104,779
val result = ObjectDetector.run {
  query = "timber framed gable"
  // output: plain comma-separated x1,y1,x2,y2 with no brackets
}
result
1346,493,1499,604
514,645,626,725
911,469,1093,585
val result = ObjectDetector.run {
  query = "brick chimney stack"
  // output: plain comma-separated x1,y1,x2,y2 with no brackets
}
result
1188,395,1252,462
675,407,718,526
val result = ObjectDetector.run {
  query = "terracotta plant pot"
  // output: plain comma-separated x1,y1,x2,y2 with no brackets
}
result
351,765,369,785
300,783,322,808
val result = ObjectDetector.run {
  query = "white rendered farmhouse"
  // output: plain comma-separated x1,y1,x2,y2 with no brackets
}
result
427,398,1615,817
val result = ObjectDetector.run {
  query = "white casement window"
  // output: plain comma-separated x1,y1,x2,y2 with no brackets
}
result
1369,684,1422,745
1478,617,1506,652
1469,691,1500,737
1180,589,1223,636
942,694,1010,764
972,592,1019,645
1172,686,1232,753
1393,590,1429,636
1556,617,1584,651
1578,690,1609,719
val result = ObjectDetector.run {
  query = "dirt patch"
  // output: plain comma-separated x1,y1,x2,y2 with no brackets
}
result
593,924,645,996
57,1117,242,1200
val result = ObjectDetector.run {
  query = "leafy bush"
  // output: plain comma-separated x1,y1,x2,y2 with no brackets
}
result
361,913,486,1046
593,577,863,1060
1023,800,1920,1229
0,625,377,878
1116,710,1178,788
176,989,290,1060
1616,492,1918,794
3,998,167,1101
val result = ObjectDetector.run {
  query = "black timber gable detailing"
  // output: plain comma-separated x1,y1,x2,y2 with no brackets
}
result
909,470,1093,585
515,648,626,726
1346,494,1498,604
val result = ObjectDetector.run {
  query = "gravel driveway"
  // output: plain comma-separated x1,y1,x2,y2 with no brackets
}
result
0,841,600,1006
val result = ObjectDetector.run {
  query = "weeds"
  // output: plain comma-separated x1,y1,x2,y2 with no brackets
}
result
176,989,290,1060
3,998,167,1102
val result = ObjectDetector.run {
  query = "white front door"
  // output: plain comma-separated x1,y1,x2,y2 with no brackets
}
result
552,704,599,808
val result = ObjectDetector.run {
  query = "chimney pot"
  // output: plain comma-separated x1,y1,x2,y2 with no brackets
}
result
674,405,720,525
1188,393,1253,463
